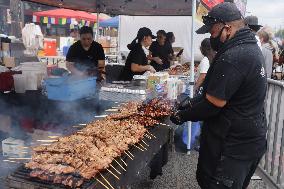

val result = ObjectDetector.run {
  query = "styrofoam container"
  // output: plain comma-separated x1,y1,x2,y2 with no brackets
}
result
2,137,25,157
24,73,37,90
13,74,26,93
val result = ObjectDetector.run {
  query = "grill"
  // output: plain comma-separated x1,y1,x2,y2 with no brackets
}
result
6,124,171,189
6,165,101,189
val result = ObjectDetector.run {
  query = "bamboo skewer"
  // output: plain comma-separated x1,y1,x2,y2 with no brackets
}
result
144,134,152,139
126,150,134,158
138,143,147,150
99,173,115,189
107,168,120,180
114,159,127,171
124,151,134,160
110,164,121,175
96,178,110,189
133,144,144,151
141,139,149,147
119,157,127,166
147,131,156,138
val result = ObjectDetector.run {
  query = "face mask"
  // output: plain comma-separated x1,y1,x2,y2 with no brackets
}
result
210,27,226,52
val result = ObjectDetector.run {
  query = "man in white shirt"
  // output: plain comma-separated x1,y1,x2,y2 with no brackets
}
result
195,38,215,93
258,30,273,78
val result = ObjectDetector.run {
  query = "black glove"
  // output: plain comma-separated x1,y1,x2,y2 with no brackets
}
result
176,94,192,110
176,94,203,110
170,111,186,125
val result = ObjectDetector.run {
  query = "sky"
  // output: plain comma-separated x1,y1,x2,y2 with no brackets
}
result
246,0,284,31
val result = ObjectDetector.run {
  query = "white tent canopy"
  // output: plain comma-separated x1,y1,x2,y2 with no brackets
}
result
119,15,209,62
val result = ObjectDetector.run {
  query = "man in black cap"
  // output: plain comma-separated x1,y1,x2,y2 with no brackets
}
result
171,2,267,189
245,15,262,47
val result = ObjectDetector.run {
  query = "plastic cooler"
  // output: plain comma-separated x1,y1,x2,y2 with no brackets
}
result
44,76,97,101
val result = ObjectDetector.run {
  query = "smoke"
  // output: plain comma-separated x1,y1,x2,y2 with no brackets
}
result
0,91,114,182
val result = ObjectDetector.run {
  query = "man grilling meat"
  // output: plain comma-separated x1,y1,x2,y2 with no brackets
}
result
170,2,267,189
66,26,106,81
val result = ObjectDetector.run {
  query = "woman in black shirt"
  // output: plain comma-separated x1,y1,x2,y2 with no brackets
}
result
120,27,156,81
149,30,173,71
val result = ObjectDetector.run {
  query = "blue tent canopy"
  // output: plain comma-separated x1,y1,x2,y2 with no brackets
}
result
99,16,119,28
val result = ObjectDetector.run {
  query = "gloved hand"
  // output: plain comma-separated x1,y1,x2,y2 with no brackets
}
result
170,111,185,125
176,94,192,110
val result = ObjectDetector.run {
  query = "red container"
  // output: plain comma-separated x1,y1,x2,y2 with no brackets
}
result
0,72,14,91
44,39,57,56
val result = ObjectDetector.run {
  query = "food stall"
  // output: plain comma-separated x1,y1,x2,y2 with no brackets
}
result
1,0,199,188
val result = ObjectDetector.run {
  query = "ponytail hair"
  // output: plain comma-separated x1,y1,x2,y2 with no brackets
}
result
127,37,138,50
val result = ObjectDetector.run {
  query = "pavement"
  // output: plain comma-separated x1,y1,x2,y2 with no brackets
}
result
130,124,268,189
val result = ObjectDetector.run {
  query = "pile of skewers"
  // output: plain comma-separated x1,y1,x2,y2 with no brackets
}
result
168,64,190,76
25,98,172,188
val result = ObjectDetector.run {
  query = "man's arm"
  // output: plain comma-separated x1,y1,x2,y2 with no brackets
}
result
131,63,155,73
194,73,206,91
66,61,84,76
97,59,106,80
171,60,243,124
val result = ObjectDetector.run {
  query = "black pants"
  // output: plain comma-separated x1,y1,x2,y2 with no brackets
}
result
197,155,262,189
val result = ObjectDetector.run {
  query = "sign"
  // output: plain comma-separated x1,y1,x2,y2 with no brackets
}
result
196,3,209,23
201,0,224,10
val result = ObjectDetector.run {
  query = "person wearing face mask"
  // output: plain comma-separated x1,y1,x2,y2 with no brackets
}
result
120,27,156,81
170,2,267,189
149,30,173,71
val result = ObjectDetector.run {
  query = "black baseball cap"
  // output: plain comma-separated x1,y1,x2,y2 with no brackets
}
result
196,2,243,34
137,27,156,40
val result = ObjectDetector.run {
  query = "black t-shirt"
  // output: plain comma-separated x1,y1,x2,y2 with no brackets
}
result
202,28,267,160
149,41,172,71
120,43,148,81
66,41,105,70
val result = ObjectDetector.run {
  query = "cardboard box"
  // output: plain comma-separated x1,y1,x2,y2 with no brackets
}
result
3,57,15,68
147,72,169,90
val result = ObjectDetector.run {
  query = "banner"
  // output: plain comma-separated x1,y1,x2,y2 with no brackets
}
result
201,0,224,10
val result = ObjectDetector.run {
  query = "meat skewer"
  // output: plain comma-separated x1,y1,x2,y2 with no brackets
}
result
133,144,144,151
124,151,134,160
141,139,149,147
138,143,147,150
113,159,126,171
25,98,172,188
110,164,121,175
96,178,110,189
99,173,115,189
125,150,134,158
107,168,120,180
119,157,127,167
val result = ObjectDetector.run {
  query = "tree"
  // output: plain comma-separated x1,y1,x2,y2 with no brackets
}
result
275,29,284,39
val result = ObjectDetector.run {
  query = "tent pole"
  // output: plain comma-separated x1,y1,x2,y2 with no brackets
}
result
96,12,100,41
187,0,197,155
